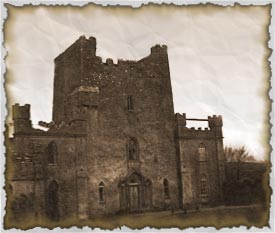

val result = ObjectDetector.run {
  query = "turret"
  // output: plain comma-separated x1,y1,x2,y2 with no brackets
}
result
208,115,225,200
79,35,97,56
150,44,168,55
208,115,223,138
175,113,186,127
12,104,32,133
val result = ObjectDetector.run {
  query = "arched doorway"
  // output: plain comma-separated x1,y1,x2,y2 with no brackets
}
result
119,172,152,212
128,173,141,212
46,180,59,221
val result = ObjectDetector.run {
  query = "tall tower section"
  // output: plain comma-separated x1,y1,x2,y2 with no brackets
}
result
208,115,226,191
52,36,97,123
175,113,225,208
51,36,180,214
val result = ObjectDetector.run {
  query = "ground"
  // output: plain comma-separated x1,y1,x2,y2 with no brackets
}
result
8,204,268,230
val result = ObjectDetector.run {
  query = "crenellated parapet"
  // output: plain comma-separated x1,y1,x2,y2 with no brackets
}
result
12,104,32,134
12,104,30,120
150,44,168,54
208,115,223,128
175,113,186,127
175,113,223,139
54,35,97,63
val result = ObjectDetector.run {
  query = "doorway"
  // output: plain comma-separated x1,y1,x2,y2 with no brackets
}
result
129,184,139,211
46,180,59,221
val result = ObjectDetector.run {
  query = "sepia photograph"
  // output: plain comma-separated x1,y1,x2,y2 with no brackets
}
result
1,1,273,231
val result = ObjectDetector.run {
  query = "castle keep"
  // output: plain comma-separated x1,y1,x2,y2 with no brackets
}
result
6,36,225,221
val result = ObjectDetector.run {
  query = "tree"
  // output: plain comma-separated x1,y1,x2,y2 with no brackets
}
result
224,146,256,162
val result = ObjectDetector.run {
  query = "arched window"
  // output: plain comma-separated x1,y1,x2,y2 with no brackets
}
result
198,143,206,161
200,175,208,197
47,141,58,164
163,179,170,199
99,182,105,204
128,138,139,160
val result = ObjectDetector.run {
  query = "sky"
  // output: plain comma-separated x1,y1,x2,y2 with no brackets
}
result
4,3,271,160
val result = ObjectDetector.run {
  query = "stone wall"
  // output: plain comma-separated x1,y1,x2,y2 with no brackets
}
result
7,36,226,222
36,36,180,216
175,113,225,208
8,133,84,221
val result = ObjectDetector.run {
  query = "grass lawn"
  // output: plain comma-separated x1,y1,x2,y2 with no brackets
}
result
6,204,269,230
85,204,268,230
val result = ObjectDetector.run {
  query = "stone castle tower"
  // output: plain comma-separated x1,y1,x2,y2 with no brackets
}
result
6,36,225,223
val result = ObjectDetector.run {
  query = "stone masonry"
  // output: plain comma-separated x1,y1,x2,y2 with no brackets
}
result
6,36,225,222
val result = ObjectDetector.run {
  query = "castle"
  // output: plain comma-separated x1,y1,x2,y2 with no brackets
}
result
6,36,225,221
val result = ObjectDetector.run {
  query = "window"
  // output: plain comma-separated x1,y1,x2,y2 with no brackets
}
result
127,95,133,111
200,175,208,197
163,179,170,199
47,141,58,164
99,182,105,203
128,138,139,160
198,143,206,161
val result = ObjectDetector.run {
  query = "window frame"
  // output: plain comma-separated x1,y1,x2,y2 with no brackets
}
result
198,143,206,162
200,175,208,197
98,181,105,204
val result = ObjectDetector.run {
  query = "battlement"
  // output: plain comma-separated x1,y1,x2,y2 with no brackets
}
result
55,35,168,67
54,35,97,62
175,113,223,139
208,115,223,128
150,44,168,54
12,104,30,120
175,113,186,126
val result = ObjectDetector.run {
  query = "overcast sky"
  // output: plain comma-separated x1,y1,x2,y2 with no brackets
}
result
4,4,271,160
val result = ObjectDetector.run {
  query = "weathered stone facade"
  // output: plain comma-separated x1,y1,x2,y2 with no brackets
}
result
6,36,225,222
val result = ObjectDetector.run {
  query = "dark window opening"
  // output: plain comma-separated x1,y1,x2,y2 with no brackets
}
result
163,179,170,199
47,141,58,164
127,95,133,111
99,182,105,203
128,138,139,160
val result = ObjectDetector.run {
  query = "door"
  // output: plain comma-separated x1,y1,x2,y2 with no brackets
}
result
129,184,139,211
46,180,59,221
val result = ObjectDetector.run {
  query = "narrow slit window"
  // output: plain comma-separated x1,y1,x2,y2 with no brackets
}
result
127,95,133,111
47,141,58,164
163,179,170,199
99,182,105,203
128,138,139,160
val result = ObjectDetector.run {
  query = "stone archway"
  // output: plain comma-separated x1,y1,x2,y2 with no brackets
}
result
119,172,152,212
46,180,59,221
